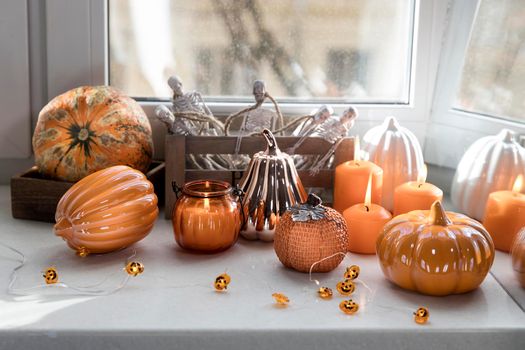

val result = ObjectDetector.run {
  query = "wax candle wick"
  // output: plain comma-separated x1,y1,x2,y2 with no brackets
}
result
418,183,423,189
365,205,370,212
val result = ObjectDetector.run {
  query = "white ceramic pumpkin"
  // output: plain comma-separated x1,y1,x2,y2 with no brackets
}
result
362,117,424,211
451,129,525,220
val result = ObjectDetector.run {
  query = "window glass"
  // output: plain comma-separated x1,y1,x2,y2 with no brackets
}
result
454,0,525,122
109,0,414,103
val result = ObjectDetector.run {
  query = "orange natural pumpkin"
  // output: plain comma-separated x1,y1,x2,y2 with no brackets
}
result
511,227,525,288
376,201,495,296
33,86,153,182
54,165,158,255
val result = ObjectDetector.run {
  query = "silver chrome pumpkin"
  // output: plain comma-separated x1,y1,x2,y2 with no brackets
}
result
240,129,307,241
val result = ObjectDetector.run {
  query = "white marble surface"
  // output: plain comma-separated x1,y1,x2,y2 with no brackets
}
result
0,186,524,350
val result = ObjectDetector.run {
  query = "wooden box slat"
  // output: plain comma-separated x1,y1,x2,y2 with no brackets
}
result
165,135,354,218
184,135,335,155
184,169,333,188
11,161,165,223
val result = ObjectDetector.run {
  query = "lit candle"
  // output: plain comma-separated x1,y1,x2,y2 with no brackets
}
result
483,175,525,252
173,180,241,252
333,137,383,213
343,174,392,254
393,165,443,216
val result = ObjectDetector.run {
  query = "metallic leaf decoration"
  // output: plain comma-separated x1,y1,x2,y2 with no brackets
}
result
290,194,326,222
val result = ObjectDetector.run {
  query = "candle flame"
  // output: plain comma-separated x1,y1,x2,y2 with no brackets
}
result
512,175,523,193
354,136,361,162
417,164,427,184
205,181,210,189
204,198,210,210
364,172,372,207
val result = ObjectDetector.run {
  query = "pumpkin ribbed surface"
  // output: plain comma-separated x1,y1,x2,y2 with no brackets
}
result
54,165,158,254
362,116,424,211
451,129,525,220
376,201,495,296
240,129,307,241
511,227,525,288
33,86,153,182
274,207,348,273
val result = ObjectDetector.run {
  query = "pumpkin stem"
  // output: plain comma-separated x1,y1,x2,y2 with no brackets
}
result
498,128,515,143
306,193,322,207
385,116,398,131
262,129,278,155
429,201,452,226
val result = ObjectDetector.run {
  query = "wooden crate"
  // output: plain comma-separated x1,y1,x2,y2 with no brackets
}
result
165,135,355,218
11,161,165,223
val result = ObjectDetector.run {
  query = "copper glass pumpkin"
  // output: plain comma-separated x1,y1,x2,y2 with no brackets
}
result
55,165,159,255
362,117,425,211
451,129,525,220
240,129,307,241
172,180,241,252
274,194,348,272
376,201,495,296
511,227,525,288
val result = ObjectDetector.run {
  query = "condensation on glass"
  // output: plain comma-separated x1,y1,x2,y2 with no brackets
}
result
455,0,525,122
108,0,414,103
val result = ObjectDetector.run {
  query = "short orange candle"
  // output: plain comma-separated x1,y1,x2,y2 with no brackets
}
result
343,175,392,254
333,138,383,213
393,166,443,216
483,175,525,252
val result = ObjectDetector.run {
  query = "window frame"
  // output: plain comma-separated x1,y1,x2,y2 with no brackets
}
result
425,0,525,169
45,0,448,160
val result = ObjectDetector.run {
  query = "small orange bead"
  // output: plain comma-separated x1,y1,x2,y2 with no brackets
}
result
339,299,359,314
344,265,360,280
125,261,144,276
272,293,290,305
318,287,333,299
414,307,429,324
336,280,356,296
43,267,58,284
214,273,231,291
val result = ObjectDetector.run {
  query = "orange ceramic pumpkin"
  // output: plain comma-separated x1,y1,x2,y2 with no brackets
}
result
511,227,525,288
54,165,158,255
33,86,153,182
376,201,495,296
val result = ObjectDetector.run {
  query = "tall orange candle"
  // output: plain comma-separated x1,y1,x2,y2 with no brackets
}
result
343,175,392,254
333,137,383,213
393,166,443,216
483,175,525,252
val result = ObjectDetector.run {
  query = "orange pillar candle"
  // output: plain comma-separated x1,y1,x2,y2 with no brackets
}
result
393,166,443,216
343,175,392,254
334,137,383,213
483,175,525,252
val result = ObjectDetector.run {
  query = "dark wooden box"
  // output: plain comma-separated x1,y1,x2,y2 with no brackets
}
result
11,161,165,223
165,135,355,219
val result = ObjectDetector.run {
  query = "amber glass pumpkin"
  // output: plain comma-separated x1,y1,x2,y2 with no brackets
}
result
274,194,348,273
54,165,159,255
376,201,495,296
33,86,153,182
511,227,525,288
